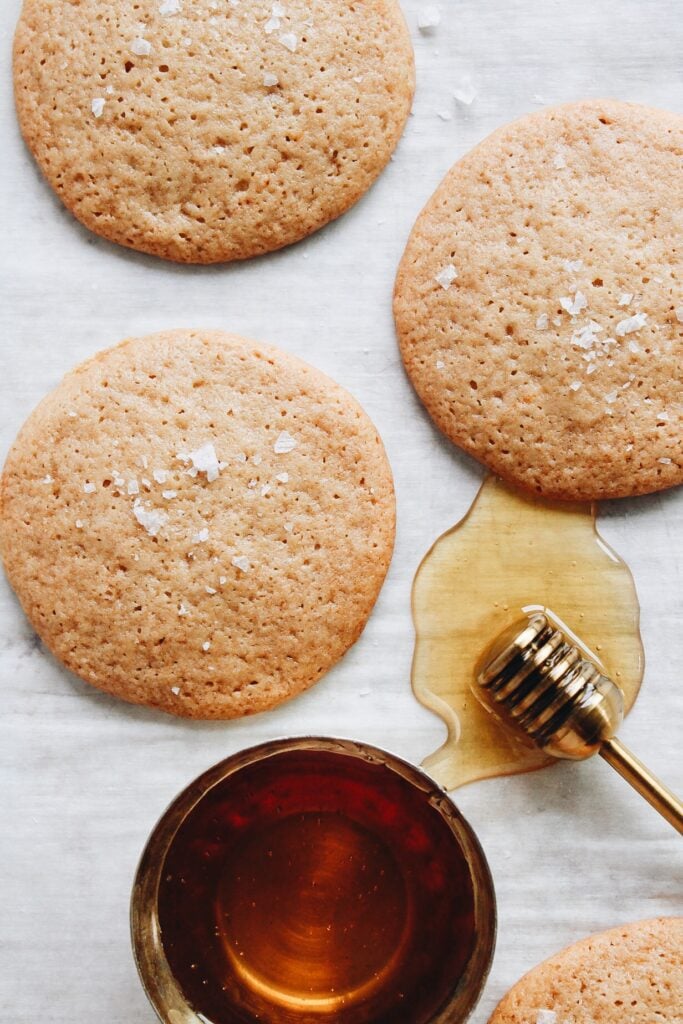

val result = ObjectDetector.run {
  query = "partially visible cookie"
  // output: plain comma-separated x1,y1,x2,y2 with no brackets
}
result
0,330,395,718
489,918,683,1024
394,100,683,501
14,0,414,263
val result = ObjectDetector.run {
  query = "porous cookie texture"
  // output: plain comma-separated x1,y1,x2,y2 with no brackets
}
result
14,0,414,263
0,330,395,718
395,100,683,501
488,918,683,1024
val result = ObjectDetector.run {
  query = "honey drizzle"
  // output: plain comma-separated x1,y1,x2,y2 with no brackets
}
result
412,476,644,791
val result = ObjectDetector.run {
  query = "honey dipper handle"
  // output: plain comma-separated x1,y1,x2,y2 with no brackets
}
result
600,738,683,834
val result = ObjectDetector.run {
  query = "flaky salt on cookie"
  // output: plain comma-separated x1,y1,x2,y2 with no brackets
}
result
488,918,682,1024
0,330,395,718
14,0,414,262
395,100,683,501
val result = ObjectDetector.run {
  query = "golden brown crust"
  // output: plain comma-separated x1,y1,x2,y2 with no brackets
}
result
394,100,683,501
0,330,395,718
488,917,683,1024
14,0,414,263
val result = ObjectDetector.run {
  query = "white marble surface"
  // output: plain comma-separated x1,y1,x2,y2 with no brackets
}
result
1,1,682,1021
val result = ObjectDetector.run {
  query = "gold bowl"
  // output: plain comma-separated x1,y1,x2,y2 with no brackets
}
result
131,737,496,1024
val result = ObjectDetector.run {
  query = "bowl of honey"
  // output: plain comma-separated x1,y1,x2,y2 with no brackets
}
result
131,737,496,1024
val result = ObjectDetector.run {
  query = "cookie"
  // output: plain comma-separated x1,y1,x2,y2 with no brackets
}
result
488,918,683,1024
394,100,683,501
0,330,395,718
14,0,414,263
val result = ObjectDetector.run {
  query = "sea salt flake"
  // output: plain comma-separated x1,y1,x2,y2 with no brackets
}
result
141,478,152,489
132,499,168,537
153,468,168,483
627,340,640,354
560,290,588,316
435,359,445,370
232,555,250,572
616,312,647,336
219,575,227,585
139,455,149,469
205,585,217,594
605,390,618,404
657,411,670,422
263,72,279,87
570,320,602,349
552,149,566,170
536,313,549,330
202,641,211,652
235,452,247,463
453,76,477,105
418,4,441,31
187,442,221,481
75,519,84,529
586,363,597,374
283,522,293,533
279,32,298,51
159,0,181,14
131,37,152,56
41,475,53,484
675,305,683,324
659,457,672,464
535,1012,557,1024
260,484,272,496
274,472,289,483
178,603,188,617
162,490,177,499
127,478,140,495
248,479,258,489
569,380,582,391
171,686,181,695
252,454,263,466
91,97,105,118
83,482,96,493
435,263,458,290
625,443,634,452
618,292,633,306
274,430,298,454
193,527,210,543
562,258,583,273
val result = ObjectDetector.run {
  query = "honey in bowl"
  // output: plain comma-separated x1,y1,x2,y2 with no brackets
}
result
132,739,496,1024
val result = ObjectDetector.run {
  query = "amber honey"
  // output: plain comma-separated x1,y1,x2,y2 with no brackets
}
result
412,475,644,790
152,743,493,1024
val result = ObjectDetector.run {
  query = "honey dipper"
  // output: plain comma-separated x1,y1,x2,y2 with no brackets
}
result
475,611,683,833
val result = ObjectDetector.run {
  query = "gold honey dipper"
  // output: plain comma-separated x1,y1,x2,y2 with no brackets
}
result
475,611,683,834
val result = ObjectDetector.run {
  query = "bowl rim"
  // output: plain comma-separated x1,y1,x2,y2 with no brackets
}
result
130,735,497,1024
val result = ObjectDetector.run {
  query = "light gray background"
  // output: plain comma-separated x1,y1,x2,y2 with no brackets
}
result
1,1,681,1021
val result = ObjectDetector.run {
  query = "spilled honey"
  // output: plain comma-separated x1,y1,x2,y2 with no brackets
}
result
157,746,482,1024
412,475,644,790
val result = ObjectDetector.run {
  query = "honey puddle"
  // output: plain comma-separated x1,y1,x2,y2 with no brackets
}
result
412,475,644,790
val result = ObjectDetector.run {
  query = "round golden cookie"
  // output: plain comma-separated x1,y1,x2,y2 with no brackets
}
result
394,100,683,501
488,917,683,1024
0,330,395,718
13,0,414,264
